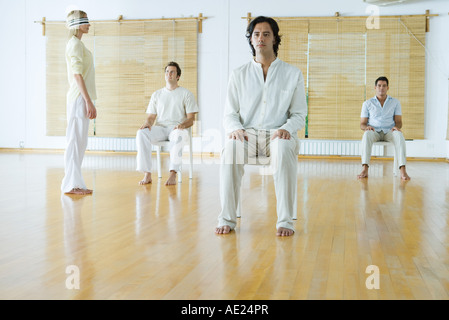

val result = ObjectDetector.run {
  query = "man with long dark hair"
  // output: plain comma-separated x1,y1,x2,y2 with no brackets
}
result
215,16,307,237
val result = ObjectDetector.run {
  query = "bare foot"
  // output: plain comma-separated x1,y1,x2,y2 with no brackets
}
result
357,165,369,179
215,225,231,234
139,172,152,185
165,171,177,185
276,227,294,237
65,188,93,195
400,166,411,181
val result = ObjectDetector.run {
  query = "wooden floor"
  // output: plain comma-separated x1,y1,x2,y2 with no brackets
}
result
0,150,448,300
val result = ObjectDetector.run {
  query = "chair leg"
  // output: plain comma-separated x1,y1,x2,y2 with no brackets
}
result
177,146,183,183
236,182,243,218
293,193,297,220
156,147,162,179
237,196,241,218
177,146,182,183
189,151,193,179
393,149,398,176
189,135,193,179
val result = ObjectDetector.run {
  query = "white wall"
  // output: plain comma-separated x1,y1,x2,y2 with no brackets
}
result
0,0,448,158
1,0,27,149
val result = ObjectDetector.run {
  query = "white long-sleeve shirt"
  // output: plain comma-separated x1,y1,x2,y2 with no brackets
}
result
223,58,307,136
65,36,97,104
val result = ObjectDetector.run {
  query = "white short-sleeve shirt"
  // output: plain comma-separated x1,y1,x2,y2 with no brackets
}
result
146,87,199,127
361,95,402,133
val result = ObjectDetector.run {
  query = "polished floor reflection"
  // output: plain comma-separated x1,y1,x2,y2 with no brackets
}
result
0,151,448,300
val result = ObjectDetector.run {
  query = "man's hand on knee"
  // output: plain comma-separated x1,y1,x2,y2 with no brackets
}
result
271,129,291,140
229,129,248,142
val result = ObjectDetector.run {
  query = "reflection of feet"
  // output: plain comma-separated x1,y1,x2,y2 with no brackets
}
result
165,171,177,186
167,186,177,198
65,188,93,195
62,194,85,201
139,172,152,185
215,225,231,234
276,227,294,237
359,178,368,190
399,179,408,190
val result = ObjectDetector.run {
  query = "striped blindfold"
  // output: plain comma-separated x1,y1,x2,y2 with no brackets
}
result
67,17,90,29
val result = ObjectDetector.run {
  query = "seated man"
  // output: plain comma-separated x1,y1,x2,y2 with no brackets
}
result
215,16,307,237
136,61,198,185
357,76,410,181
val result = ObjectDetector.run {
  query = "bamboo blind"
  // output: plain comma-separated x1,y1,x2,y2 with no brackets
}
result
277,20,309,138
46,19,198,138
276,16,426,140
46,24,70,136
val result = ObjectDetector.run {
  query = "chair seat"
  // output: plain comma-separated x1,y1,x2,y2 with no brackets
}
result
247,155,271,165
236,155,297,220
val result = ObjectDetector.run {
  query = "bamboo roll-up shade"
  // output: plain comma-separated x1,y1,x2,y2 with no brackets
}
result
46,25,69,136
90,22,121,137
307,19,366,140
277,20,308,138
46,19,198,138
366,17,425,139
270,15,426,140
308,21,339,139
337,21,366,140
143,20,199,136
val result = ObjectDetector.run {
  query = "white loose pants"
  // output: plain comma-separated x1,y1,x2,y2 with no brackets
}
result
61,95,90,193
361,130,407,168
136,126,189,173
218,129,299,231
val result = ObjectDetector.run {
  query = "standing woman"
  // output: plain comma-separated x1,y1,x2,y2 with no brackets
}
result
61,10,97,195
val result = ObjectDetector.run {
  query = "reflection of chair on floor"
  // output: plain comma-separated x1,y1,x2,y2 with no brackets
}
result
152,128,193,183
373,141,398,176
236,155,297,220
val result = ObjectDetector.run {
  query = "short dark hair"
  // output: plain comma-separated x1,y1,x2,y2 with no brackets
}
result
245,16,282,57
165,61,181,78
375,76,389,86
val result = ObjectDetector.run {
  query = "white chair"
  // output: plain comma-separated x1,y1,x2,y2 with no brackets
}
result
373,141,398,176
236,155,298,220
152,128,193,183
236,156,269,218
